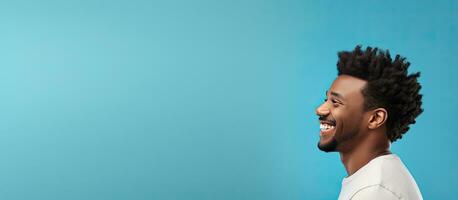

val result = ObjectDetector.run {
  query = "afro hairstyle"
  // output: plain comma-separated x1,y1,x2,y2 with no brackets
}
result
336,45,423,142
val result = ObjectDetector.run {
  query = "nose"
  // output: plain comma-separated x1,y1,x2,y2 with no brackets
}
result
316,102,330,117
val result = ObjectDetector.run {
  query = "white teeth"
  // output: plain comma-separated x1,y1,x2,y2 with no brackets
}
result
320,123,335,131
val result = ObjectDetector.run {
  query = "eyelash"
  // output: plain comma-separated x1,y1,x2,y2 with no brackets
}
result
324,98,340,106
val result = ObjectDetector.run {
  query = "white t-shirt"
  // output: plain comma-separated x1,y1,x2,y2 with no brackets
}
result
338,154,423,200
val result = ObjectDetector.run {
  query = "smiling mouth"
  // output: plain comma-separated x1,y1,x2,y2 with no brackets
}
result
319,121,336,136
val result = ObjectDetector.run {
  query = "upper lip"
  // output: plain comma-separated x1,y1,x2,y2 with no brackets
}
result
320,120,336,126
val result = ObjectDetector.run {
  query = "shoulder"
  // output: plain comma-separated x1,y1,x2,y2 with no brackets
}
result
350,184,400,200
340,155,423,200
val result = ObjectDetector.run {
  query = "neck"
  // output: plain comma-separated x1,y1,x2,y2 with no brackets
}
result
339,131,391,177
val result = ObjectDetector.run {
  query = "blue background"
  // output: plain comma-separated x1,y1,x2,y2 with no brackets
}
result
0,0,456,199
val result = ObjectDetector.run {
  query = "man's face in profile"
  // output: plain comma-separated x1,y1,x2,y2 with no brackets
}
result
315,75,368,153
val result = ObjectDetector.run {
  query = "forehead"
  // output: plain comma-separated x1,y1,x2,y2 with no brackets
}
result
329,75,367,99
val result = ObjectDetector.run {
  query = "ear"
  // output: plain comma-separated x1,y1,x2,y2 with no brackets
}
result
367,108,388,129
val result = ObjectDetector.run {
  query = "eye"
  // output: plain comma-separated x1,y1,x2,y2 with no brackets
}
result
331,99,340,106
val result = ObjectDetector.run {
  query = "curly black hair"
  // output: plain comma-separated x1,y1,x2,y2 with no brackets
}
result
337,45,423,142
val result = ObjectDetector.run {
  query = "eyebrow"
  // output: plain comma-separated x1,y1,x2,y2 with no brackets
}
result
326,90,345,101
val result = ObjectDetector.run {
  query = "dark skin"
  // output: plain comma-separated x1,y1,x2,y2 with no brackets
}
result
316,75,392,176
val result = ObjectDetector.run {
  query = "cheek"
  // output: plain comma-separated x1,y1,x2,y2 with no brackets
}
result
337,107,363,131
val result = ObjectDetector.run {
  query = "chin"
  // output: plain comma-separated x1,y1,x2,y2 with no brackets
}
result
317,138,338,152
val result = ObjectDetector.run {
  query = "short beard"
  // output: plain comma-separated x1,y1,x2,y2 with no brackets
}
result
317,137,338,152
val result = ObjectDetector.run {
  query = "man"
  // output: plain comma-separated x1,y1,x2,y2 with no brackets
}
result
316,46,423,200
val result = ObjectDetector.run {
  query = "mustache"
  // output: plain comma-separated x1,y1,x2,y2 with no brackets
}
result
319,116,336,124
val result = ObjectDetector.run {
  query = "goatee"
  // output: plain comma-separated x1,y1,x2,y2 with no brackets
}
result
317,138,338,152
